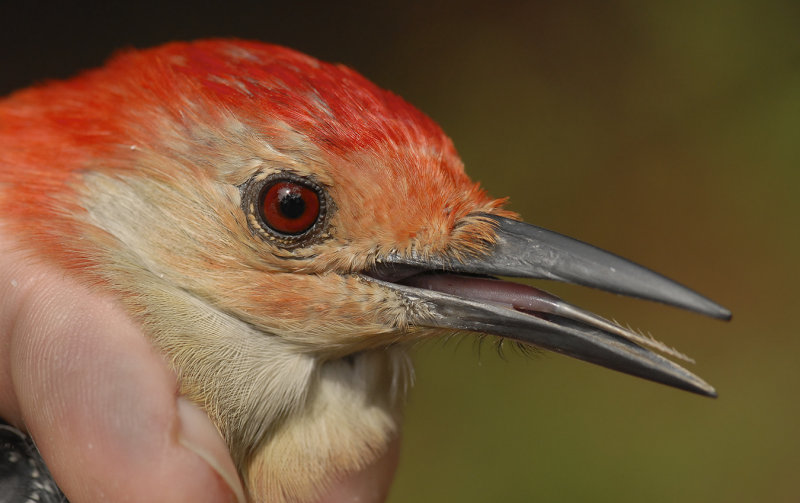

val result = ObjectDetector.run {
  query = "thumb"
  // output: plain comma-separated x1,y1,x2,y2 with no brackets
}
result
0,239,245,502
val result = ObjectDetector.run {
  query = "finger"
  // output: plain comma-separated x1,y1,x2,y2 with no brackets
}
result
0,244,245,502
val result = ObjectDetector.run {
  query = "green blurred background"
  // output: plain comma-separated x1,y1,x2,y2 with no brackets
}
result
3,1,797,501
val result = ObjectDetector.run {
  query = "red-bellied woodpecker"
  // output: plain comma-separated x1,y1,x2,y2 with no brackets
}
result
0,40,730,502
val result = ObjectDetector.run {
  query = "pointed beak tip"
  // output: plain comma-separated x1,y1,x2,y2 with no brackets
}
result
688,379,718,398
694,386,718,399
697,298,732,321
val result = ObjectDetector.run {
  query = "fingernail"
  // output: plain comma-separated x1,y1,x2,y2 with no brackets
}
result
176,397,246,503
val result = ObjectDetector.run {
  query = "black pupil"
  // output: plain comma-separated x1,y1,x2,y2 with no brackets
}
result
278,188,306,219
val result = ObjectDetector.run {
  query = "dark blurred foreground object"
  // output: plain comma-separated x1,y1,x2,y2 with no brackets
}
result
0,421,66,503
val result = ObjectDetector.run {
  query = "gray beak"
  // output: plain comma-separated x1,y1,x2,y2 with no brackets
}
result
365,214,730,397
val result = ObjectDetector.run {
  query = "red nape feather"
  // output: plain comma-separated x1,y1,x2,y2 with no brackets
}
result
0,39,465,187
1,39,454,171
115,39,451,157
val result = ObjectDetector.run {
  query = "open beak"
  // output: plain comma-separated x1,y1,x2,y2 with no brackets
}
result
365,214,730,397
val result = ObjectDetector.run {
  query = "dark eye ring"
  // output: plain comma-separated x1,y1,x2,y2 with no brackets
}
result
242,173,329,246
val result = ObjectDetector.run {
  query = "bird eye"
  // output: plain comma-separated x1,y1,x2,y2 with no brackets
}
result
259,180,321,235
240,172,330,248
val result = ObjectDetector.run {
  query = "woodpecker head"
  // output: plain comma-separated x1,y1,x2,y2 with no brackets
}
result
0,40,730,502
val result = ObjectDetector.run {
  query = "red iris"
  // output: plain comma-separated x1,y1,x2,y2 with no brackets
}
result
259,181,321,235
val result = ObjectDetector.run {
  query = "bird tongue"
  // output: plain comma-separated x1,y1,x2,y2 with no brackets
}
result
399,273,693,362
400,273,561,317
